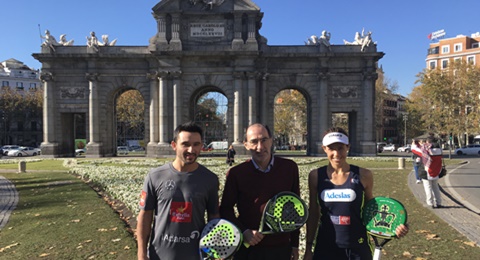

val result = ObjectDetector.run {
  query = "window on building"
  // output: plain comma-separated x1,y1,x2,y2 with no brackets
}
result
454,57,462,64
441,59,448,69
467,56,475,64
454,43,462,52
16,82,24,90
2,81,9,87
30,83,37,90
429,61,436,69
441,45,450,54
472,42,479,48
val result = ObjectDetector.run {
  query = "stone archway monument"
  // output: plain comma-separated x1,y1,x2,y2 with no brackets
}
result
34,0,382,158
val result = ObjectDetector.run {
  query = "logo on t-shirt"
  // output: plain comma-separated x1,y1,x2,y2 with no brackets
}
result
330,215,351,225
321,189,356,202
139,190,147,207
170,201,193,223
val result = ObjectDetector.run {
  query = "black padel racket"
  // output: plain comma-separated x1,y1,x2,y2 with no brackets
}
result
199,218,243,259
362,197,407,260
245,191,308,247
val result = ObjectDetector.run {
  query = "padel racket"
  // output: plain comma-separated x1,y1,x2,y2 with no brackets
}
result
362,197,407,260
245,191,308,247
199,218,243,259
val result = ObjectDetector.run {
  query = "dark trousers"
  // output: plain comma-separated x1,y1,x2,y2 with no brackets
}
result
233,245,292,260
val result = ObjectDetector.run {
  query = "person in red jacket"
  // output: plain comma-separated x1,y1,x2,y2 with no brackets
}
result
220,123,301,260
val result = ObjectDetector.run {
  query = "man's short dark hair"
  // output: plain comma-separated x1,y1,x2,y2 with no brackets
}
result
173,121,203,142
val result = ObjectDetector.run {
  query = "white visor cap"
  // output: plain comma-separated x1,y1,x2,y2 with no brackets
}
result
322,132,349,146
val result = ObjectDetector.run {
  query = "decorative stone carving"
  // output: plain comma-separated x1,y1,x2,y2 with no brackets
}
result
41,30,74,51
190,0,225,10
99,35,117,46
332,86,357,98
86,31,99,52
59,34,74,46
40,72,54,82
60,87,86,99
85,73,99,82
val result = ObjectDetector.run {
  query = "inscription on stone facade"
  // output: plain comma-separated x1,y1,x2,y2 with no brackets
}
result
332,86,357,98
60,87,86,99
190,23,225,37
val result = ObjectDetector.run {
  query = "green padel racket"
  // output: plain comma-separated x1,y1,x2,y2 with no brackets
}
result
362,197,408,260
199,218,243,259
245,191,308,248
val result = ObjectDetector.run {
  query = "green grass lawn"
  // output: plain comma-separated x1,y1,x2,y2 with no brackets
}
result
0,170,137,259
0,157,478,259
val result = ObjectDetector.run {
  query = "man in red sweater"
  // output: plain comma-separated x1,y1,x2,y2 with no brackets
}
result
219,123,301,260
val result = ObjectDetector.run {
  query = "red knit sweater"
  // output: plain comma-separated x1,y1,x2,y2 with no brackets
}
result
219,156,300,247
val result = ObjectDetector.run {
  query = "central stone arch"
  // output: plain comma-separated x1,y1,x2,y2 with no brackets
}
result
34,0,382,157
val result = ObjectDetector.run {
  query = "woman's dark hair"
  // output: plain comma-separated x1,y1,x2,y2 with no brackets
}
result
173,121,203,142
323,127,349,138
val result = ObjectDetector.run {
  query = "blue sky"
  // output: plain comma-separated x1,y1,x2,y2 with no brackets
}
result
2,0,480,96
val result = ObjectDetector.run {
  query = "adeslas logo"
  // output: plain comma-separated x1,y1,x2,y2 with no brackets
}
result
321,189,356,202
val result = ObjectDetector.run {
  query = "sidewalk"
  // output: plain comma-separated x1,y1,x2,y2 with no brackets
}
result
0,176,19,230
408,169,480,247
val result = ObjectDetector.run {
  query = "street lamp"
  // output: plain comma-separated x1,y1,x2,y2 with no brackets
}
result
403,114,408,146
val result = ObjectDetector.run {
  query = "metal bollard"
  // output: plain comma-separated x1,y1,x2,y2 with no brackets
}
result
398,157,405,169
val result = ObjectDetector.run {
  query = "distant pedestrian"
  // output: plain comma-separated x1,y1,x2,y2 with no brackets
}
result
226,144,236,166
412,140,422,184
411,137,443,208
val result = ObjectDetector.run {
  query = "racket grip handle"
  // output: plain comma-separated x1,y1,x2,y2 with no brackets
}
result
373,247,382,260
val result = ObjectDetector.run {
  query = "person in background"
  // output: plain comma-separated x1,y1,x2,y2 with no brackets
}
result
136,122,219,260
412,139,422,184
227,144,236,166
304,127,409,260
220,123,301,260
411,137,443,208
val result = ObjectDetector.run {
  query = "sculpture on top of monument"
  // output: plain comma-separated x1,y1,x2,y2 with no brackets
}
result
99,35,117,46
86,31,99,51
59,34,74,46
343,28,376,52
41,30,61,52
305,30,332,51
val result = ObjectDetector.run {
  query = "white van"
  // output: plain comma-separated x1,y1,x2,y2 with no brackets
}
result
208,141,228,150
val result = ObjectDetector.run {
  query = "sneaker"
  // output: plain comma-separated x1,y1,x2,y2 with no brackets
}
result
416,180,421,184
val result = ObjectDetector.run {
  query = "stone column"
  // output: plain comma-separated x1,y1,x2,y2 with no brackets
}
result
361,72,377,154
40,72,57,156
233,72,244,144
246,15,257,44
147,71,159,146
247,72,257,125
170,14,182,50
232,13,244,48
317,72,330,154
158,72,169,145
86,73,102,155
259,72,269,124
155,14,168,44
172,71,183,128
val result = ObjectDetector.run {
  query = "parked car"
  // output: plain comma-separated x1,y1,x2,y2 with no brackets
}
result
397,145,411,152
7,146,41,157
2,145,21,155
382,144,397,152
376,142,387,153
454,144,480,155
117,146,129,155
128,145,145,152
75,148,86,156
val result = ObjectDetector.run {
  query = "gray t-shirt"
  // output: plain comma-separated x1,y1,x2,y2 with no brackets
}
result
139,162,219,260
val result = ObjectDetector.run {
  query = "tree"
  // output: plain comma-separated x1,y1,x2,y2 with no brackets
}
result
413,60,480,146
116,90,145,145
274,89,307,146
194,92,225,143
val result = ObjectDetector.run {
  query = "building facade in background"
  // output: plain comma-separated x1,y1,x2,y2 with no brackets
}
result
0,58,42,147
426,32,480,69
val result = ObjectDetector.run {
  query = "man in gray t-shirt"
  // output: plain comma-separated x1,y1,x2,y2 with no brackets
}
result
137,122,219,260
